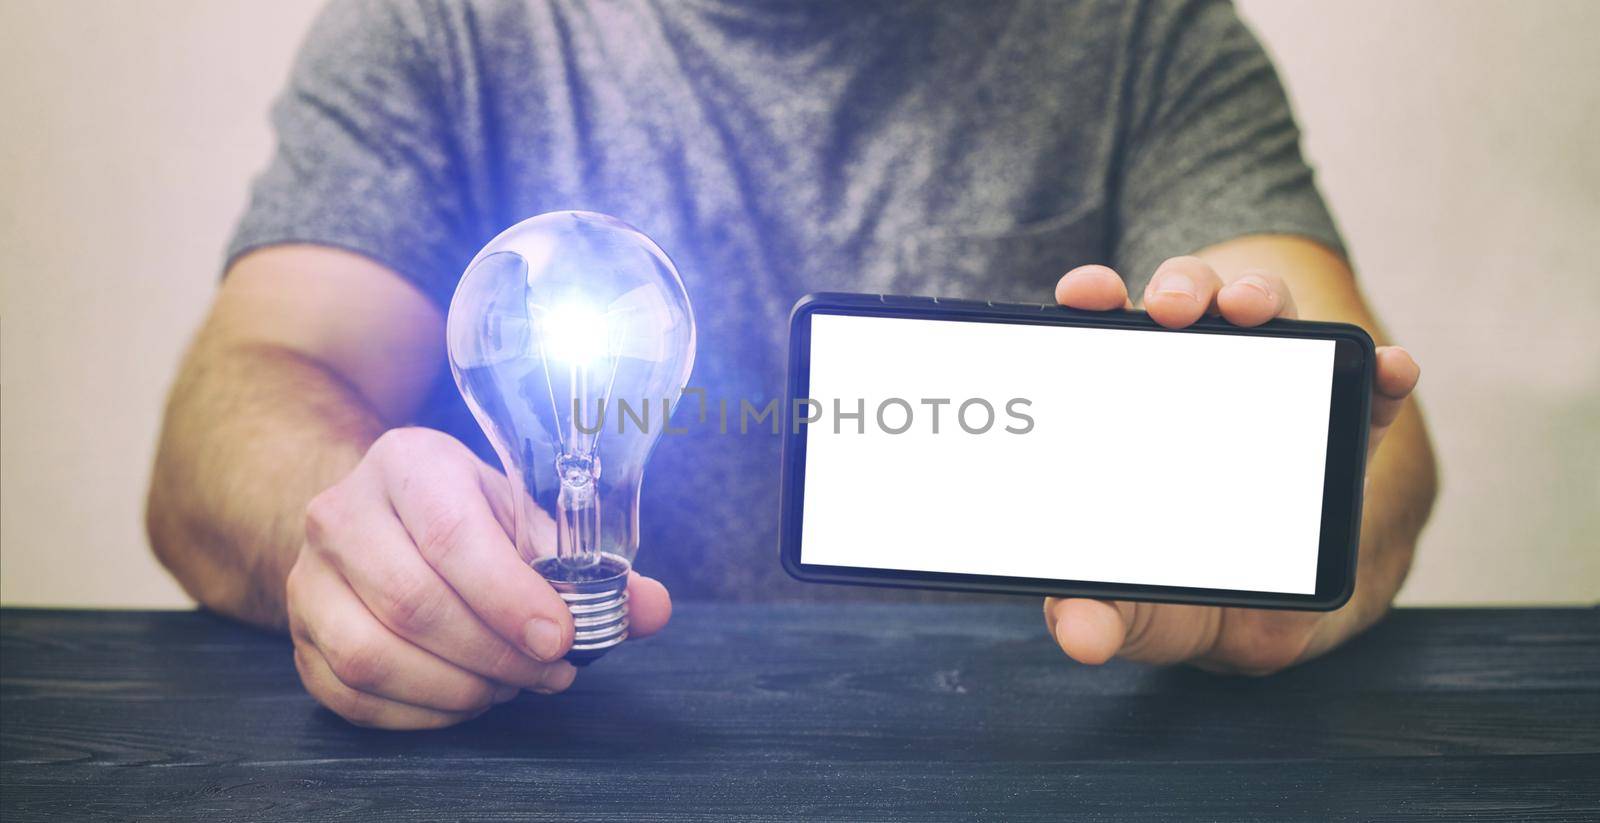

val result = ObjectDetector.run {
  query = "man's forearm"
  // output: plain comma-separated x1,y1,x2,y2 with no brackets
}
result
1350,399,1437,614
147,335,384,628
1199,235,1439,623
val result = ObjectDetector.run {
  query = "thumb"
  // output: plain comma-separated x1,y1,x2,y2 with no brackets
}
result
625,572,672,638
1044,598,1132,664
1047,598,1222,666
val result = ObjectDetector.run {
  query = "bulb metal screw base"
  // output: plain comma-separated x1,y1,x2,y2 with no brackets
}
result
531,553,630,666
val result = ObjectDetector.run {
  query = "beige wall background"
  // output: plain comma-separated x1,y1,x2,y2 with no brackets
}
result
1,0,1595,608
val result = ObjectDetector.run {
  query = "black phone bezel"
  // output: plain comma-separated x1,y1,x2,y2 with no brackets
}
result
778,292,1374,611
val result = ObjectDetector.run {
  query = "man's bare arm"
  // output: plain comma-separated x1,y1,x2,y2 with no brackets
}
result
1199,235,1438,640
146,245,445,627
1045,234,1437,672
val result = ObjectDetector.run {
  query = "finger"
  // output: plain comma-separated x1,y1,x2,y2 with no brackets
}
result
625,572,672,638
1048,598,1222,666
476,459,517,538
1142,256,1223,328
1371,346,1420,429
1044,597,1130,665
307,480,570,689
1217,269,1298,326
475,458,557,562
292,554,544,713
293,641,480,730
1054,265,1132,311
1193,608,1321,676
481,459,667,644
376,433,577,663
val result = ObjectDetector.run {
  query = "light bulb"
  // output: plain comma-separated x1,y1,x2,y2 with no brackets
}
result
446,211,696,664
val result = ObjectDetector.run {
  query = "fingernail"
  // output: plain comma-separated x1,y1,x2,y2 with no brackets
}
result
493,684,520,703
535,661,578,694
524,618,564,661
1155,273,1197,300
1235,274,1274,300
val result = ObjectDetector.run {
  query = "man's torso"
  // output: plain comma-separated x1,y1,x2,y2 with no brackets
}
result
400,0,1136,600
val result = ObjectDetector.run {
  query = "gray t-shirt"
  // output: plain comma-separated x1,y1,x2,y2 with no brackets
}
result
230,0,1343,602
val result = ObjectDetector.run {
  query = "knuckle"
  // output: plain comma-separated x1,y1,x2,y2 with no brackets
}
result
295,646,372,725
484,640,539,684
303,488,346,546
293,643,392,728
1120,605,1158,655
377,570,449,638
323,632,390,692
414,504,471,566
331,689,388,728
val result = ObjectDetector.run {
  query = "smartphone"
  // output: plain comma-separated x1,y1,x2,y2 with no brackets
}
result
779,292,1374,610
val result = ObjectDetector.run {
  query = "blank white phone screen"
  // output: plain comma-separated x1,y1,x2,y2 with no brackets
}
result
799,313,1337,595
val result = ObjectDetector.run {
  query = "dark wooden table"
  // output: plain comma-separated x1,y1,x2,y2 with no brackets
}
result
2,605,1597,821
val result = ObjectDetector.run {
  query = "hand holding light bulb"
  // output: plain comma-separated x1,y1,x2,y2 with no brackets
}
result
284,211,690,729
287,429,672,729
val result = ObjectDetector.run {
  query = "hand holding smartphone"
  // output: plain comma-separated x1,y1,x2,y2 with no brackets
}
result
779,292,1373,611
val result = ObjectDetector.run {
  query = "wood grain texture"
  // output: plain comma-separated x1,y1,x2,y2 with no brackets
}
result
2,605,1597,821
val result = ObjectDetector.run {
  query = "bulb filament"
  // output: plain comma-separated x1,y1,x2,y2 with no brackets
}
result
531,302,625,569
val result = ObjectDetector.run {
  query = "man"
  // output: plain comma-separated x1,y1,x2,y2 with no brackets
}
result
147,0,1435,729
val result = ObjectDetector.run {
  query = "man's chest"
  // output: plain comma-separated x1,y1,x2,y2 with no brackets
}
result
487,10,1119,358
